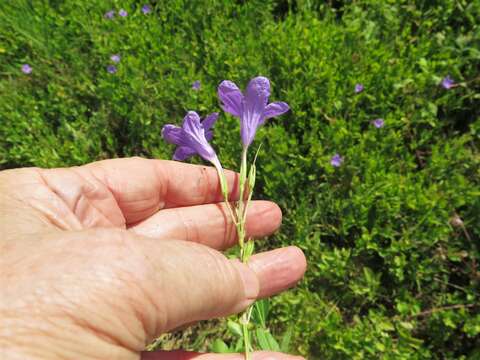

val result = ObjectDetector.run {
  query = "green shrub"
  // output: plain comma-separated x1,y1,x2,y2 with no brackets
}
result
1,0,479,358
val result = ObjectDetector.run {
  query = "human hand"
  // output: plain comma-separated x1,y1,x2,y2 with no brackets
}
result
0,157,306,360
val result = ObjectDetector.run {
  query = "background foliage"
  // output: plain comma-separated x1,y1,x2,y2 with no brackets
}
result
1,0,479,358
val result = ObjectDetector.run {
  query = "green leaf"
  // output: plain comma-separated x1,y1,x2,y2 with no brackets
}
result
280,328,293,353
227,320,243,338
234,337,244,352
252,299,270,327
210,339,231,353
255,328,280,352
244,239,255,261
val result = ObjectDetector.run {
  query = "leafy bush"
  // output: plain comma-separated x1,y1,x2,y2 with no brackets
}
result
1,0,479,358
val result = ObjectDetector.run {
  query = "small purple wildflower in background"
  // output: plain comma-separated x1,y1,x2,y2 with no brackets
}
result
142,4,152,14
111,54,121,63
218,76,289,148
355,83,364,93
104,10,115,19
192,80,201,90
107,65,117,74
119,9,128,17
162,111,220,165
372,118,385,128
441,75,455,89
21,64,32,74
331,154,343,167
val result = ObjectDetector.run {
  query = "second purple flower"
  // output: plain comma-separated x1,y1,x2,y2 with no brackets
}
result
218,76,290,148
162,111,220,165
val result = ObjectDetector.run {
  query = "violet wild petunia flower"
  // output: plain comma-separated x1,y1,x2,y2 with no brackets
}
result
162,111,220,165
331,154,343,167
119,9,128,17
192,80,201,90
105,10,115,19
372,118,385,128
107,65,117,74
111,54,121,63
441,75,455,89
355,83,364,93
21,64,32,74
218,76,289,147
142,5,152,14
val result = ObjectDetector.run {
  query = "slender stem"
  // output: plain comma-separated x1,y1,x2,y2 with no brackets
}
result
211,153,252,360
238,148,248,249
393,303,478,321
237,147,251,360
241,311,251,360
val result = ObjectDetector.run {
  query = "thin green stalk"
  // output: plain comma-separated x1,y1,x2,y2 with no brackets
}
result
238,147,248,249
237,147,252,360
213,154,252,360
241,311,251,360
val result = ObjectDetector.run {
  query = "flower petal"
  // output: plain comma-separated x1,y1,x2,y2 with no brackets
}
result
202,112,219,141
218,81,244,117
162,124,184,145
202,112,219,131
173,146,196,161
241,76,270,146
246,76,271,102
262,101,290,123
182,111,202,137
181,111,217,162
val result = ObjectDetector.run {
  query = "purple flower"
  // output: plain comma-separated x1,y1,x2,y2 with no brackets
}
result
162,111,220,165
441,75,455,89
107,65,117,74
21,64,32,74
119,9,128,17
110,54,121,63
142,4,152,14
355,83,364,93
218,76,289,147
372,118,385,128
330,154,343,167
192,80,201,90
104,10,115,19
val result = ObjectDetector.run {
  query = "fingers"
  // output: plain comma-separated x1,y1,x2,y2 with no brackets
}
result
129,201,282,250
165,247,307,332
141,350,305,360
14,229,306,354
84,229,306,339
248,247,307,299
139,240,306,334
81,157,239,224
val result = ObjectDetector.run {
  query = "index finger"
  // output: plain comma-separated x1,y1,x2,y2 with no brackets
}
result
82,157,239,224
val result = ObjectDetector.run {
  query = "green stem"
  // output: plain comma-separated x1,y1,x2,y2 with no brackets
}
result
241,311,251,360
238,148,248,249
237,147,252,360
212,153,253,360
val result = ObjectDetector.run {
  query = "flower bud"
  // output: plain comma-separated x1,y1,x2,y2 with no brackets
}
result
248,163,256,192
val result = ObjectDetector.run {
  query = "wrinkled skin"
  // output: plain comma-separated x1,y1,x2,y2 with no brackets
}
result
0,158,307,360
